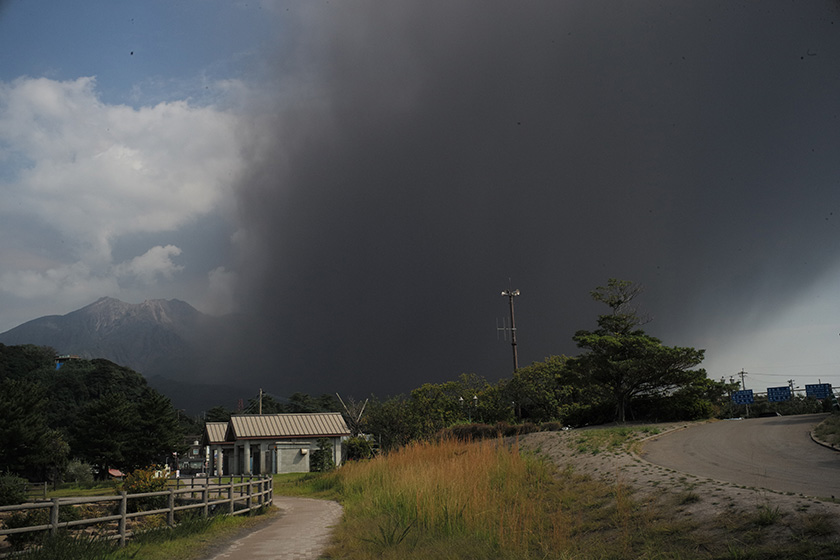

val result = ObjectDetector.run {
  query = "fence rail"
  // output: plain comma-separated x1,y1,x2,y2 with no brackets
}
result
0,475,272,555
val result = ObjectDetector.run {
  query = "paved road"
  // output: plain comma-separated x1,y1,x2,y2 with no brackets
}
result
640,413,840,498
207,497,343,560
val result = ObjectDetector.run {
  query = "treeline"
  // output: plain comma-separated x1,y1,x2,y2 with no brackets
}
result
360,279,728,451
0,345,183,482
203,392,341,421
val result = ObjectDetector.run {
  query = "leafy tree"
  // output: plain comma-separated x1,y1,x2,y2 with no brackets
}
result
0,347,184,477
362,396,415,451
503,356,577,422
205,405,232,422
285,392,340,413
244,392,285,414
64,459,95,486
40,429,71,485
571,279,706,422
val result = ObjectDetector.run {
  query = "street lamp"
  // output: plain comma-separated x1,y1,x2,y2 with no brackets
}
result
473,395,478,423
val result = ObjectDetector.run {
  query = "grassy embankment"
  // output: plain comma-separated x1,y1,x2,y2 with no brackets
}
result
277,424,840,560
813,413,840,447
13,415,840,559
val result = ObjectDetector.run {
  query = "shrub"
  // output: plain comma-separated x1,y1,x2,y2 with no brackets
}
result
310,438,336,472
63,459,95,487
345,436,376,461
119,466,168,512
0,471,29,505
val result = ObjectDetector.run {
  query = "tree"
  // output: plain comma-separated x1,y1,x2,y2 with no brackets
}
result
126,389,184,470
205,405,232,422
310,438,336,472
71,392,136,476
571,279,706,422
0,378,57,478
503,356,577,422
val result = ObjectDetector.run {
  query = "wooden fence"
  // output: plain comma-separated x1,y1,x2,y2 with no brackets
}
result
0,475,272,554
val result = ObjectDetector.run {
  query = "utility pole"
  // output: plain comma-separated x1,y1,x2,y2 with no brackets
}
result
501,286,520,372
259,388,263,415
738,369,747,390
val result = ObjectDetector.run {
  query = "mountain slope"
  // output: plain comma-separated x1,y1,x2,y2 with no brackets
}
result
0,297,204,377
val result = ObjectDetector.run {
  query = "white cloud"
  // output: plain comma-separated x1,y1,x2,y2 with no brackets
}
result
112,245,184,284
0,261,118,301
0,76,245,263
0,76,249,313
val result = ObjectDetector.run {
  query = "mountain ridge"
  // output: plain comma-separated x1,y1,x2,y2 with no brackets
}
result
0,297,209,381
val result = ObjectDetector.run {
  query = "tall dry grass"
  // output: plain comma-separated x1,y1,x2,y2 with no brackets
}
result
324,436,606,559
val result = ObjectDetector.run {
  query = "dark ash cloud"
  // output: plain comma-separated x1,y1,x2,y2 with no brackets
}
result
210,1,840,398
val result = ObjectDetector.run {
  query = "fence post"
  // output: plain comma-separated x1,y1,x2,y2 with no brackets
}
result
202,480,209,518
246,480,252,512
50,498,60,536
168,488,175,526
42,482,47,501
228,478,235,514
119,492,127,546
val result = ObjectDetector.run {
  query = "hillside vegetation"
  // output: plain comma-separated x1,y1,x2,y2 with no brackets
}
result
0,343,184,483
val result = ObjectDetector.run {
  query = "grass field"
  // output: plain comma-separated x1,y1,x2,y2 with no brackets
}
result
13,414,840,559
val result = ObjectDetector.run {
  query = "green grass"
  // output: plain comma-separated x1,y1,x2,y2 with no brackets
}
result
573,425,661,455
46,482,120,498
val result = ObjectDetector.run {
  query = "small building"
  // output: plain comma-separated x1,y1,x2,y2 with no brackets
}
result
203,413,351,475
203,422,234,476
54,354,82,369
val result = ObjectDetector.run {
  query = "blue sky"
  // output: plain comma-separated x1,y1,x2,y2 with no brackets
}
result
2,0,840,399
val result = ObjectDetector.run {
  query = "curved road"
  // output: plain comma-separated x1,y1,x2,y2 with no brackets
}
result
640,413,840,498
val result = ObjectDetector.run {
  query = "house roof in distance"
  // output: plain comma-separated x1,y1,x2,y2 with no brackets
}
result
226,412,350,440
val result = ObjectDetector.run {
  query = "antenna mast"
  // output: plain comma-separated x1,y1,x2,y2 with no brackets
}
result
500,284,520,372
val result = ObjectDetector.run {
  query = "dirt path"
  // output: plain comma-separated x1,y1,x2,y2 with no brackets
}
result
206,497,343,560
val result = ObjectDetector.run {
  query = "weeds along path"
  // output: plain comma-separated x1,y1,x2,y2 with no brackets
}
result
207,497,343,560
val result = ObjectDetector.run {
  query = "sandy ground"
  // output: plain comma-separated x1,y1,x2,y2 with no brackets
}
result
519,421,840,543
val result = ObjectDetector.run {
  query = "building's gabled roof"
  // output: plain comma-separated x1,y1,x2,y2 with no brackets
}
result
226,412,350,441
204,422,229,445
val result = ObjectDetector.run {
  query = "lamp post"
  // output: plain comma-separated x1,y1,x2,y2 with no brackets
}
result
501,288,520,372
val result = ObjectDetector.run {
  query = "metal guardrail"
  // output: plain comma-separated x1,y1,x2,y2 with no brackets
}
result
0,475,272,554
